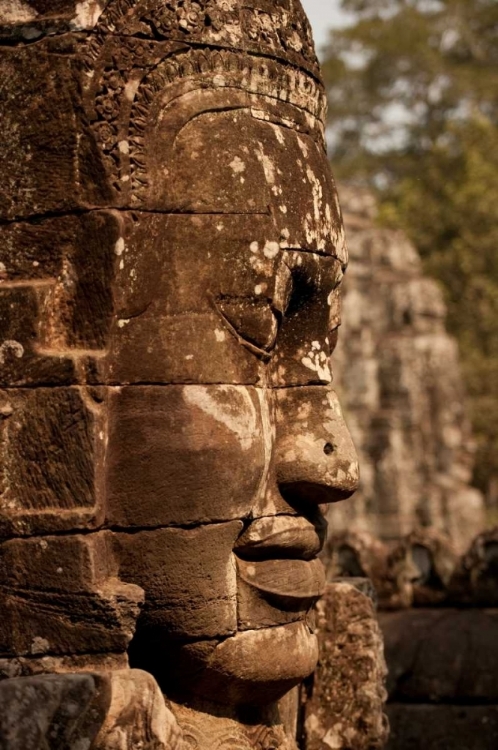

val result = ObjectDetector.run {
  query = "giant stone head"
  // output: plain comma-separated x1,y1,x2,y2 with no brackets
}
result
0,0,359,725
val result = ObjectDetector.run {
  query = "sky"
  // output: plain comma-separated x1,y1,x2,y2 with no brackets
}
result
300,0,348,56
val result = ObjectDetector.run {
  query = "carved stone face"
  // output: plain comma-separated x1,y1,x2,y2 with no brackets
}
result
102,93,359,705
0,2,358,714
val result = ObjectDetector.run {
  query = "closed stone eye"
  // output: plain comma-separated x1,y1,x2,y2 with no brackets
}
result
213,259,296,356
215,297,280,354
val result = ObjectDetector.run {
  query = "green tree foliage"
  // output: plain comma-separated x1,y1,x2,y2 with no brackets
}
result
322,0,498,503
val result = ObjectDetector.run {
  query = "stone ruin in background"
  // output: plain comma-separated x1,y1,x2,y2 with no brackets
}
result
325,527,498,749
0,2,388,748
328,186,485,552
320,191,496,749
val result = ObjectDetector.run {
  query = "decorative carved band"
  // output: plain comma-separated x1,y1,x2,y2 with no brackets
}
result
94,0,321,81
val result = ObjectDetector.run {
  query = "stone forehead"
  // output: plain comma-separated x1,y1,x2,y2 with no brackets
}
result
96,0,321,81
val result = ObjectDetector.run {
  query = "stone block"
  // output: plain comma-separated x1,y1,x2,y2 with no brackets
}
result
98,212,278,385
0,388,105,539
386,705,498,750
0,211,121,387
0,288,75,387
0,45,111,221
102,310,264,385
147,107,274,214
104,386,265,528
380,608,498,702
302,581,388,750
114,522,242,640
0,653,128,682
0,673,109,750
0,670,183,750
0,533,143,657
0,2,109,41
129,81,334,254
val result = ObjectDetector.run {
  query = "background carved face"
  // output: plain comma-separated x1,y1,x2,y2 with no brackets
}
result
104,100,359,705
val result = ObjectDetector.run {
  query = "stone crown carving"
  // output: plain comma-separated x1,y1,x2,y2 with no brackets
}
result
81,1,327,206
95,0,321,81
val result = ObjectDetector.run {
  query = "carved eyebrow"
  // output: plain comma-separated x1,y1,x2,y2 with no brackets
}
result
171,105,248,147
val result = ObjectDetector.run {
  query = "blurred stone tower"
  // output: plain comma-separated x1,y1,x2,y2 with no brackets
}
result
327,186,485,552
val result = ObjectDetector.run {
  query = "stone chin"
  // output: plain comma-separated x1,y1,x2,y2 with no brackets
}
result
188,621,319,706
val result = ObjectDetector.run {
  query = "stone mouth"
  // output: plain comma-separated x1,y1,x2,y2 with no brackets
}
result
234,514,326,561
236,558,326,603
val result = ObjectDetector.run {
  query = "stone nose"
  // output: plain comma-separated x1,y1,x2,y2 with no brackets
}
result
274,387,359,506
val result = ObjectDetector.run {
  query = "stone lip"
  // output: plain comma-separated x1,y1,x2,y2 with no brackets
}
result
235,515,326,561
237,558,326,603
235,515,327,606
